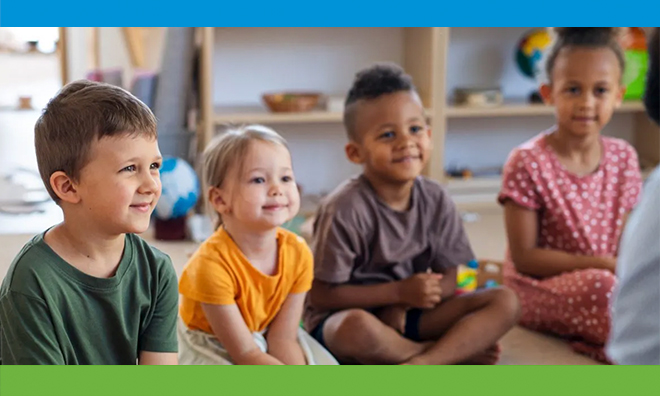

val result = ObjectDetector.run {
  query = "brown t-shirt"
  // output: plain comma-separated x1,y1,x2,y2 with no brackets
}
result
303,175,475,331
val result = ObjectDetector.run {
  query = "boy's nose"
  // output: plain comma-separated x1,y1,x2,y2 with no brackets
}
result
140,173,159,194
399,135,416,148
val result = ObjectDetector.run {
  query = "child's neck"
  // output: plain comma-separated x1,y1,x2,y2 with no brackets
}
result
223,220,278,273
363,172,415,212
44,219,125,279
549,127,603,176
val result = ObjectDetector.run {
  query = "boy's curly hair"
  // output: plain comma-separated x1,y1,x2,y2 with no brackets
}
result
343,63,417,141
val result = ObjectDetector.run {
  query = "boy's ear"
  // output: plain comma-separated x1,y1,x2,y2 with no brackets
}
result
208,187,230,215
49,171,81,204
539,84,554,105
345,141,364,165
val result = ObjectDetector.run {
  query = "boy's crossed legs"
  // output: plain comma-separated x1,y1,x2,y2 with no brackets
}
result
319,287,520,365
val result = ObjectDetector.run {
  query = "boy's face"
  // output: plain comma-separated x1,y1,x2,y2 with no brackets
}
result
541,47,625,138
346,91,431,184
75,135,162,235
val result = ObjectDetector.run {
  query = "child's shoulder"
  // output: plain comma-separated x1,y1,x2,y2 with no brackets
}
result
416,175,450,201
601,136,638,156
1,232,62,298
277,228,313,256
190,227,235,262
508,133,548,161
321,175,372,208
126,233,175,275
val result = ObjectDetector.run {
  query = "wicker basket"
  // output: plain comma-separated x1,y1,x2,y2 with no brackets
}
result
262,92,321,113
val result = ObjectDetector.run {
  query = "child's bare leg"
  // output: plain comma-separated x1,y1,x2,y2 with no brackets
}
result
322,309,428,364
461,344,501,365
405,287,520,365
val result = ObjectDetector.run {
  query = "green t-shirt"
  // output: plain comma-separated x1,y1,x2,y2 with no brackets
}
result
0,232,179,365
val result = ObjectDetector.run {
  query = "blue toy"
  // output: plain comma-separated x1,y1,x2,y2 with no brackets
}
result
155,157,200,220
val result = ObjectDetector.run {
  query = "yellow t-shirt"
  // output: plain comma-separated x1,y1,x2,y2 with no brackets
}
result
179,227,313,333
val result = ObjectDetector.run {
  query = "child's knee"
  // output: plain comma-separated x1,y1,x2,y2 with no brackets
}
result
328,309,382,349
573,269,616,308
488,287,522,323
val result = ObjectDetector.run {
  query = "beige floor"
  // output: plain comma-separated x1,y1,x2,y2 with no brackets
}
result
0,206,599,365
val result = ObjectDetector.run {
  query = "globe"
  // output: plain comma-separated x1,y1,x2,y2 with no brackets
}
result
155,157,200,220
515,28,552,81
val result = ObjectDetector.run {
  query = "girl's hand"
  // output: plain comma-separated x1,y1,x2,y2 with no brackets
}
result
202,303,284,365
266,293,307,365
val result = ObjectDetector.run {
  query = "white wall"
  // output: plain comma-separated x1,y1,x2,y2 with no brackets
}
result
65,27,166,85
0,52,60,109
212,27,404,106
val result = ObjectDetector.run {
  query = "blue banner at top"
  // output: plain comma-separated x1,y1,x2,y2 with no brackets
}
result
1,0,659,27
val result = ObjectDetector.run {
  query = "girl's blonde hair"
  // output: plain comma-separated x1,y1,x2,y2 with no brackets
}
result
202,124,289,229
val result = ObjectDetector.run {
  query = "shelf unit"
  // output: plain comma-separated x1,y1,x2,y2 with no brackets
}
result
196,27,658,190
197,27,447,177
446,101,646,119
213,105,434,125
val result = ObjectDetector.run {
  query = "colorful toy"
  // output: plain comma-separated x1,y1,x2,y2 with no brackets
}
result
456,259,479,294
155,157,200,220
478,261,504,288
515,28,553,102
456,260,504,294
621,27,649,100
515,29,553,80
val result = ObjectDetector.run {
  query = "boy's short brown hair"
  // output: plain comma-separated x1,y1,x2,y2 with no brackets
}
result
35,80,158,203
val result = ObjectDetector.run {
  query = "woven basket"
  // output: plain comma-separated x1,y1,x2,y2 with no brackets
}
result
262,92,321,113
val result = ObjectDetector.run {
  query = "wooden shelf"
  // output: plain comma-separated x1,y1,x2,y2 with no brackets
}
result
197,27,658,187
444,176,502,209
445,176,502,190
214,106,343,125
446,101,646,119
214,106,434,125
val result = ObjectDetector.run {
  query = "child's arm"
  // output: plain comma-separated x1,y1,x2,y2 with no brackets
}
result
439,266,457,298
201,303,284,365
138,260,179,364
505,201,616,277
310,271,444,311
0,292,65,364
265,292,307,365
138,351,178,365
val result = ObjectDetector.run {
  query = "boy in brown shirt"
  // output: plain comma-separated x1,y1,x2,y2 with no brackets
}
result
304,64,520,364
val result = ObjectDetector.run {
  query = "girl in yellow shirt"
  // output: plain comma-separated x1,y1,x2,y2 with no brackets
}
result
178,125,336,365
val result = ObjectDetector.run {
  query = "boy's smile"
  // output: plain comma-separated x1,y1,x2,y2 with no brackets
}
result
347,91,431,185
75,135,162,235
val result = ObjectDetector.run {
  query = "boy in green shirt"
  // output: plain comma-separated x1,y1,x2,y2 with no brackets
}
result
0,80,178,364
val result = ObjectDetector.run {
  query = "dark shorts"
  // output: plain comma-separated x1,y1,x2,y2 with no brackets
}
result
310,308,424,349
